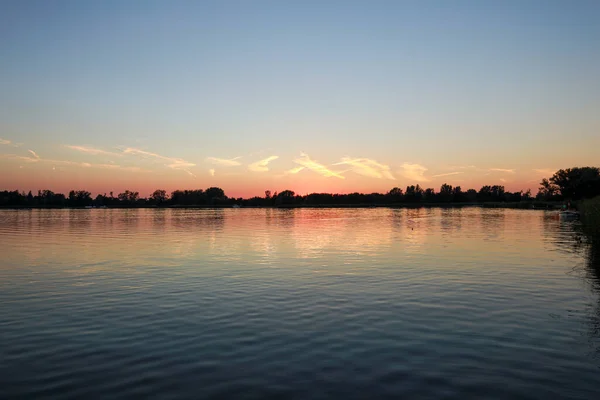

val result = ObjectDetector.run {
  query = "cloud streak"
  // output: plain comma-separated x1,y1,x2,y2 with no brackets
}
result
334,157,395,180
0,154,40,163
205,156,242,167
1,152,147,171
0,138,23,148
400,163,430,182
50,159,92,167
94,163,147,172
285,166,305,175
166,161,195,169
48,160,151,171
248,156,279,172
209,169,215,177
1,154,83,168
293,153,344,179
447,165,477,170
65,145,122,157
124,147,195,175
123,147,171,161
533,168,555,175
489,168,515,173
431,171,464,178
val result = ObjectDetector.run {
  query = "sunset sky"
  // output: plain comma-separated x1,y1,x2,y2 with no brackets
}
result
1,1,599,198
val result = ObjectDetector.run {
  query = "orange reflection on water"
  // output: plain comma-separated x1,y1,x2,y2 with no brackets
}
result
0,207,583,283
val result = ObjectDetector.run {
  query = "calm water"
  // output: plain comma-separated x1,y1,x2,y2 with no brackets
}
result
1,208,599,399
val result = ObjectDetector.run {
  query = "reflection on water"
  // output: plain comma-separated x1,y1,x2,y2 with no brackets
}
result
586,244,600,358
537,213,600,361
1,208,600,399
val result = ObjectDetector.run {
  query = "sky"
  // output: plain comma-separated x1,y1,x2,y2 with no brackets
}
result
1,0,599,197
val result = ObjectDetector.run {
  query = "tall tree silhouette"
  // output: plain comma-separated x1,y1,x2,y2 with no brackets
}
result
151,189,168,205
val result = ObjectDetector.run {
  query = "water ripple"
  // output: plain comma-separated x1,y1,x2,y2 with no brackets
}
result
1,208,599,399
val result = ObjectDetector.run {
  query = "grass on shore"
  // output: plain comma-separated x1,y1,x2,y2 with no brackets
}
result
580,196,600,240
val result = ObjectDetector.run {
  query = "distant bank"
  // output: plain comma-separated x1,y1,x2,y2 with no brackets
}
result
2,167,598,209
0,201,565,210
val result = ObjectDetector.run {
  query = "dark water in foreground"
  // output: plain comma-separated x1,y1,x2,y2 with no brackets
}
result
1,208,599,399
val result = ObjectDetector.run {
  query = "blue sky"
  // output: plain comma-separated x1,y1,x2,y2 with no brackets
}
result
1,1,599,196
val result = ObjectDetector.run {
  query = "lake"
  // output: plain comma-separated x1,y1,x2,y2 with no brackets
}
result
1,208,599,399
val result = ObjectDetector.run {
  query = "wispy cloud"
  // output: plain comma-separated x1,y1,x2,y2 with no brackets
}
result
431,171,464,178
1,152,145,171
94,163,122,169
124,147,195,175
65,145,122,157
94,163,147,172
489,168,515,173
1,153,90,167
293,153,345,179
499,178,507,183
209,169,215,177
123,147,171,160
166,161,195,169
49,160,150,170
248,156,279,172
533,168,555,176
333,157,395,180
0,154,40,163
400,163,430,182
448,165,477,170
285,166,305,175
51,160,92,167
205,156,242,167
0,138,23,148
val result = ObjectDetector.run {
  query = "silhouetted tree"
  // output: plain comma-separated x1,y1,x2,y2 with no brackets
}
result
537,178,559,200
279,190,295,197
547,167,600,200
151,189,168,206
452,186,464,202
387,187,403,202
276,190,296,205
466,189,477,202
171,189,205,205
491,185,505,200
205,187,225,204
415,185,424,201
306,193,334,205
405,185,416,202
68,190,92,207
439,183,453,202
118,190,139,205
405,185,424,202
94,194,104,206
205,187,225,199
478,186,492,202
4,166,599,209
423,188,436,202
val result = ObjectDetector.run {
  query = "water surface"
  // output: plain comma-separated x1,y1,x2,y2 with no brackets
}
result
1,208,599,399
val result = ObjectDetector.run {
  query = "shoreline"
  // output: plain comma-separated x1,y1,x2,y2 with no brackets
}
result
0,202,563,210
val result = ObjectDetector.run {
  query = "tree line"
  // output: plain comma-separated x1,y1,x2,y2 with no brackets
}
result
1,167,598,208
